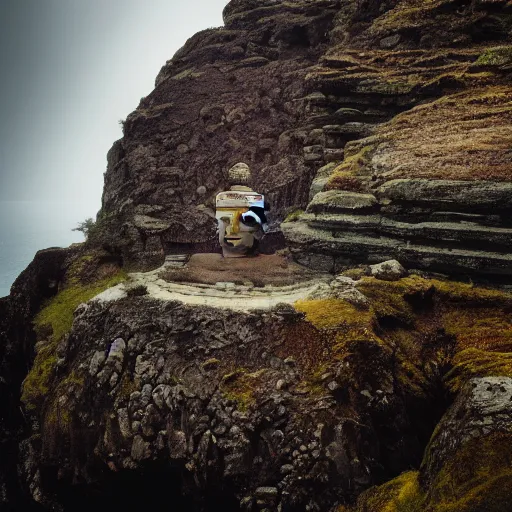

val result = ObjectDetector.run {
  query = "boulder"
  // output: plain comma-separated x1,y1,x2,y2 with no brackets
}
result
369,260,407,281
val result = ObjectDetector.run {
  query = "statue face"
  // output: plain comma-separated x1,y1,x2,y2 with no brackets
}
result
216,190,263,257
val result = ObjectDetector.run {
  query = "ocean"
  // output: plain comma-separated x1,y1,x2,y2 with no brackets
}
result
0,201,95,297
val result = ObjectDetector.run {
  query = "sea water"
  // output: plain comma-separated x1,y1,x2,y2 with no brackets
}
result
0,201,94,297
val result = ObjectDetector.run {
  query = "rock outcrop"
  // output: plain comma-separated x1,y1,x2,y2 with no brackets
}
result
97,0,511,278
101,0,342,267
282,20,512,276
10,252,512,510
354,376,512,511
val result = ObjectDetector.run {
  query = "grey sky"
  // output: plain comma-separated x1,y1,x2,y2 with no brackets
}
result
0,0,227,212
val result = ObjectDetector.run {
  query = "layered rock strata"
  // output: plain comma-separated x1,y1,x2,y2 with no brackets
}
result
283,45,512,275
99,0,511,278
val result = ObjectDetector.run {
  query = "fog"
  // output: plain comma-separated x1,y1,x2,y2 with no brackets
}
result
0,0,227,295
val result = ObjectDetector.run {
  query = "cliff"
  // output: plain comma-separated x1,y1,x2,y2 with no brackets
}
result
98,0,512,277
1,0,512,511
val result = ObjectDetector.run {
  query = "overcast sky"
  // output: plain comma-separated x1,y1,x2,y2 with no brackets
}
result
0,0,227,210
0,0,228,295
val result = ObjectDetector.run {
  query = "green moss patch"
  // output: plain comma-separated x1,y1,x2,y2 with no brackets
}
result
21,340,59,411
444,348,512,393
171,68,204,80
283,208,304,223
427,433,512,512
354,470,425,512
356,276,512,392
475,46,512,67
221,368,266,412
292,275,512,509
295,277,511,400
442,307,512,352
356,433,512,511
356,276,429,325
34,270,126,343
294,298,376,337
22,270,126,411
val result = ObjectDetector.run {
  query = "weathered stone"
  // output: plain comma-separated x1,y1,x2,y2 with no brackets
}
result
117,408,132,439
89,351,106,376
254,487,278,499
168,430,187,459
131,435,151,461
369,260,407,281
376,179,512,210
133,215,172,232
281,464,294,475
307,190,378,214
380,34,401,49
422,377,512,487
284,220,512,276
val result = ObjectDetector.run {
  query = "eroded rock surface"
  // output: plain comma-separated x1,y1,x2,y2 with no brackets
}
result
96,0,512,277
353,377,512,512
2,0,512,511
12,253,512,510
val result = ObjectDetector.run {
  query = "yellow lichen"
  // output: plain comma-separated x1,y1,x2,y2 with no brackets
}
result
354,470,425,512
21,340,59,411
171,68,204,80
357,433,512,511
427,433,512,512
34,270,127,343
283,209,304,223
325,145,374,191
356,276,428,325
442,308,512,352
475,46,512,67
221,368,266,412
294,298,374,331
444,348,512,393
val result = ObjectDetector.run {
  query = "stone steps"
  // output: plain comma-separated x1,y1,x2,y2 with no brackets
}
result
164,254,190,268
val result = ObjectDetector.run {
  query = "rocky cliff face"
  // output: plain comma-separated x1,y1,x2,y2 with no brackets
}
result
100,0,511,277
2,0,512,511
101,0,342,267
279,0,512,276
9,257,512,511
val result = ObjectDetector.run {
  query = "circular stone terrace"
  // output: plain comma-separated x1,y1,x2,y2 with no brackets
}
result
92,253,336,312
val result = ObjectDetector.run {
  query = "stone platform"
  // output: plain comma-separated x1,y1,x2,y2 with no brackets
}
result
93,253,335,312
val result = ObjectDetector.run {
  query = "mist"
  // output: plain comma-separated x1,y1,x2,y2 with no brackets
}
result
0,0,227,295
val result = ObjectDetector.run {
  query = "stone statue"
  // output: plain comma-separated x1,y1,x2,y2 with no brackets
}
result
215,163,268,258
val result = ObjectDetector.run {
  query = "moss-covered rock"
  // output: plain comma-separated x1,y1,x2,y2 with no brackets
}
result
353,376,512,512
21,269,126,411
354,470,424,512
475,46,512,67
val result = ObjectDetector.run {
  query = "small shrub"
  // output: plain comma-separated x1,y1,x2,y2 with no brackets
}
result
126,284,148,297
72,218,97,240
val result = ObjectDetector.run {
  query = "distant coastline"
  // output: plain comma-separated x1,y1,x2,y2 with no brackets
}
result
0,201,91,297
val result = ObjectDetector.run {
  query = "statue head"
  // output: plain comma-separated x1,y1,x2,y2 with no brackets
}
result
228,162,251,187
